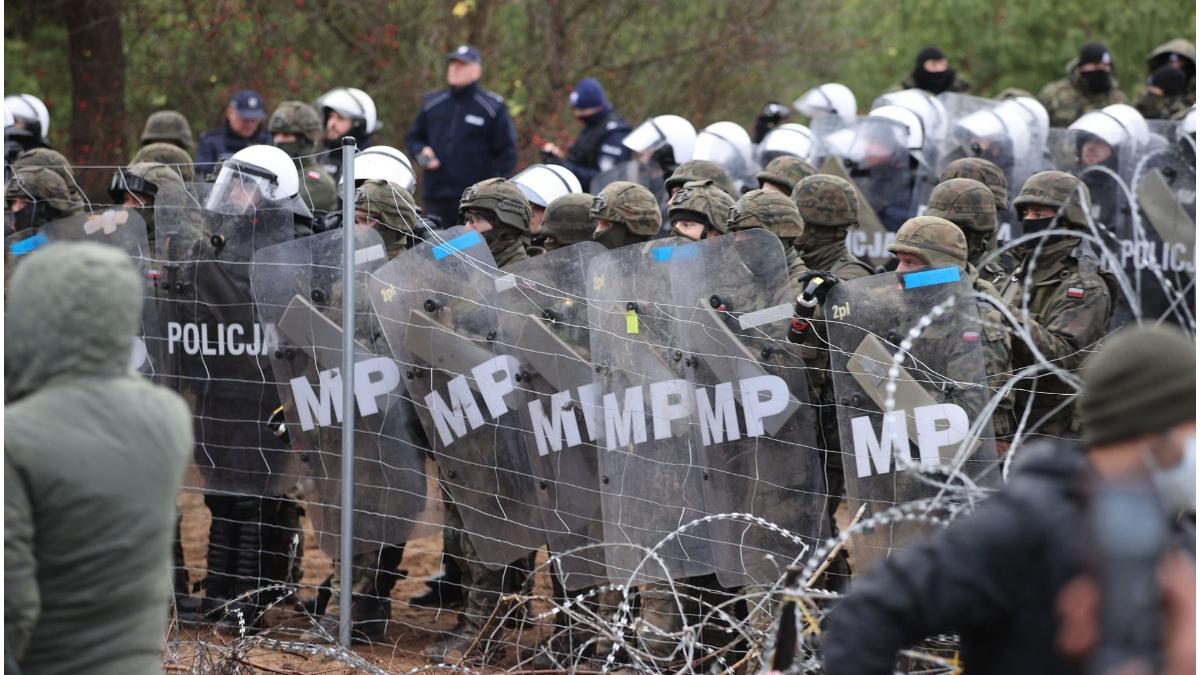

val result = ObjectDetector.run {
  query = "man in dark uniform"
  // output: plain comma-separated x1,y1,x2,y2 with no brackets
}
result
194,90,271,177
405,44,518,228
540,77,631,189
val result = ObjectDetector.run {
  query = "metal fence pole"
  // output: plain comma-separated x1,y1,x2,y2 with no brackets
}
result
338,135,357,648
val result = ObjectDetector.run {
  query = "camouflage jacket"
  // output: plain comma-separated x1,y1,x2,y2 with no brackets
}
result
798,232,874,282
1037,65,1128,127
1133,87,1194,120
785,246,810,296
297,156,339,214
967,266,1015,441
493,237,530,269
997,238,1114,438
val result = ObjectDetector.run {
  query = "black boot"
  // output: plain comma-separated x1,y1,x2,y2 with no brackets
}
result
411,546,463,608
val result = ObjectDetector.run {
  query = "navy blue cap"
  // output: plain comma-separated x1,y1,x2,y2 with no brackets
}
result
446,44,483,65
229,89,266,120
570,77,610,110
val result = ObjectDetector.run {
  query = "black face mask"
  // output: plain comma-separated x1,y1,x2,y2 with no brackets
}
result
593,224,632,250
913,67,955,94
274,140,308,160
1080,69,1112,95
1021,216,1066,247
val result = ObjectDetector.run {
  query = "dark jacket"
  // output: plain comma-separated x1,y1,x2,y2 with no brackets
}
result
822,441,1090,675
405,81,518,201
5,242,192,674
194,121,271,176
561,110,631,188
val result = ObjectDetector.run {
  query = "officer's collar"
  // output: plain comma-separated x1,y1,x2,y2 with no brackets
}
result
450,80,481,96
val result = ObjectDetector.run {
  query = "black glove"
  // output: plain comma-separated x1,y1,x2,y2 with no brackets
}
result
752,101,791,143
540,150,565,166
796,271,840,304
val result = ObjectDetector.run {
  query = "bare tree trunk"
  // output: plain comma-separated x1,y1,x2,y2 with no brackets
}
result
66,0,126,201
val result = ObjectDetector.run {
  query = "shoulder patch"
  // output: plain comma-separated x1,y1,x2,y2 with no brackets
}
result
605,120,620,130
421,91,452,112
473,93,499,118
484,89,505,103
600,144,624,156
306,170,321,181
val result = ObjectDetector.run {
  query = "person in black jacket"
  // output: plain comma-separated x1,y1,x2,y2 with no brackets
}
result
821,324,1195,675
405,44,518,228
539,77,631,189
194,90,271,178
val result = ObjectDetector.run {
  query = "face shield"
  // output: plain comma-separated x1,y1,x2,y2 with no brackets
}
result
759,124,817,164
205,160,292,216
846,118,909,172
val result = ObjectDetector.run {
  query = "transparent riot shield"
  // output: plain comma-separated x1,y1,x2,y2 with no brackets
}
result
367,226,546,568
821,117,920,231
937,93,1049,205
493,241,608,590
669,229,827,588
158,197,298,496
1132,127,1196,328
585,237,714,585
6,207,150,263
589,159,668,211
250,227,428,556
826,270,1001,573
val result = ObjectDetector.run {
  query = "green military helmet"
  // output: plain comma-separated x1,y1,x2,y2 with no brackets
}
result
664,159,737,197
268,100,324,152
1013,170,1092,228
131,142,196,183
727,188,805,246
459,177,532,233
355,179,419,254
925,178,996,234
541,192,595,250
1147,38,1196,73
140,110,194,150
755,155,817,195
888,215,968,269
590,180,661,236
791,173,859,228
12,148,82,201
937,157,1009,211
6,165,80,214
668,179,736,233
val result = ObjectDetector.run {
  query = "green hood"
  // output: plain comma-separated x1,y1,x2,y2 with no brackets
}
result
6,242,143,401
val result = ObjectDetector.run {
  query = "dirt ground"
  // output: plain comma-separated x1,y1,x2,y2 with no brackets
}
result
169,482,464,673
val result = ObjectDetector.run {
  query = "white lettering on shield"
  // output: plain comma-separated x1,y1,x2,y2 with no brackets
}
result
290,356,402,431
850,403,971,478
166,321,278,356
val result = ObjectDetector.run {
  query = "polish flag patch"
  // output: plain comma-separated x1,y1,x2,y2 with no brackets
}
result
1065,287,1085,299
961,331,980,343
306,170,321,180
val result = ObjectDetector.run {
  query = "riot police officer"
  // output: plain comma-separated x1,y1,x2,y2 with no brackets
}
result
540,77,631,188
314,87,382,180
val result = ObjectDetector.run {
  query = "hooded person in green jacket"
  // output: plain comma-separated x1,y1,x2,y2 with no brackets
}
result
5,241,193,674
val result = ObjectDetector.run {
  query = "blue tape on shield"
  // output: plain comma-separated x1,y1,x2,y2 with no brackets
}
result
9,232,49,256
432,230,484,261
903,266,961,289
652,244,699,263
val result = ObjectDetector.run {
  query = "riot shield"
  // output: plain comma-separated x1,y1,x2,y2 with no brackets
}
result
937,93,1049,205
251,227,428,556
492,242,608,590
668,229,827,588
826,270,1000,572
585,237,715,585
158,197,299,496
820,117,920,231
6,207,150,263
589,159,668,211
367,226,547,568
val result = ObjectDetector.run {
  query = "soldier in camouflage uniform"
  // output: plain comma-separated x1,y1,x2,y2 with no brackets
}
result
131,142,196,183
663,159,738,200
888,215,1016,444
268,101,339,215
1134,38,1195,119
540,192,594,252
425,177,535,662
938,157,1009,213
140,110,194,152
925,178,1011,285
726,188,808,290
666,178,736,241
12,148,87,208
1038,43,1128,127
352,179,419,258
6,165,83,235
590,180,662,250
790,174,874,280
756,155,817,196
996,171,1115,440
109,161,186,252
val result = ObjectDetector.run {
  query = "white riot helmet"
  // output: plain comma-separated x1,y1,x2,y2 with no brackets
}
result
868,105,925,152
693,121,754,172
315,87,382,136
956,96,1049,159
793,83,857,126
758,123,818,163
511,164,582,209
5,94,50,143
1182,105,1197,136
622,114,696,164
873,88,947,145
206,144,309,217
4,104,14,130
1069,103,1151,150
344,145,417,193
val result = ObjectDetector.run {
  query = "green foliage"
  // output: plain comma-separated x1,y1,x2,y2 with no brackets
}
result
4,0,1195,163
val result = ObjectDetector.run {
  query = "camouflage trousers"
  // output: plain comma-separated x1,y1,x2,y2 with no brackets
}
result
329,544,407,608
637,574,745,659
444,500,535,634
